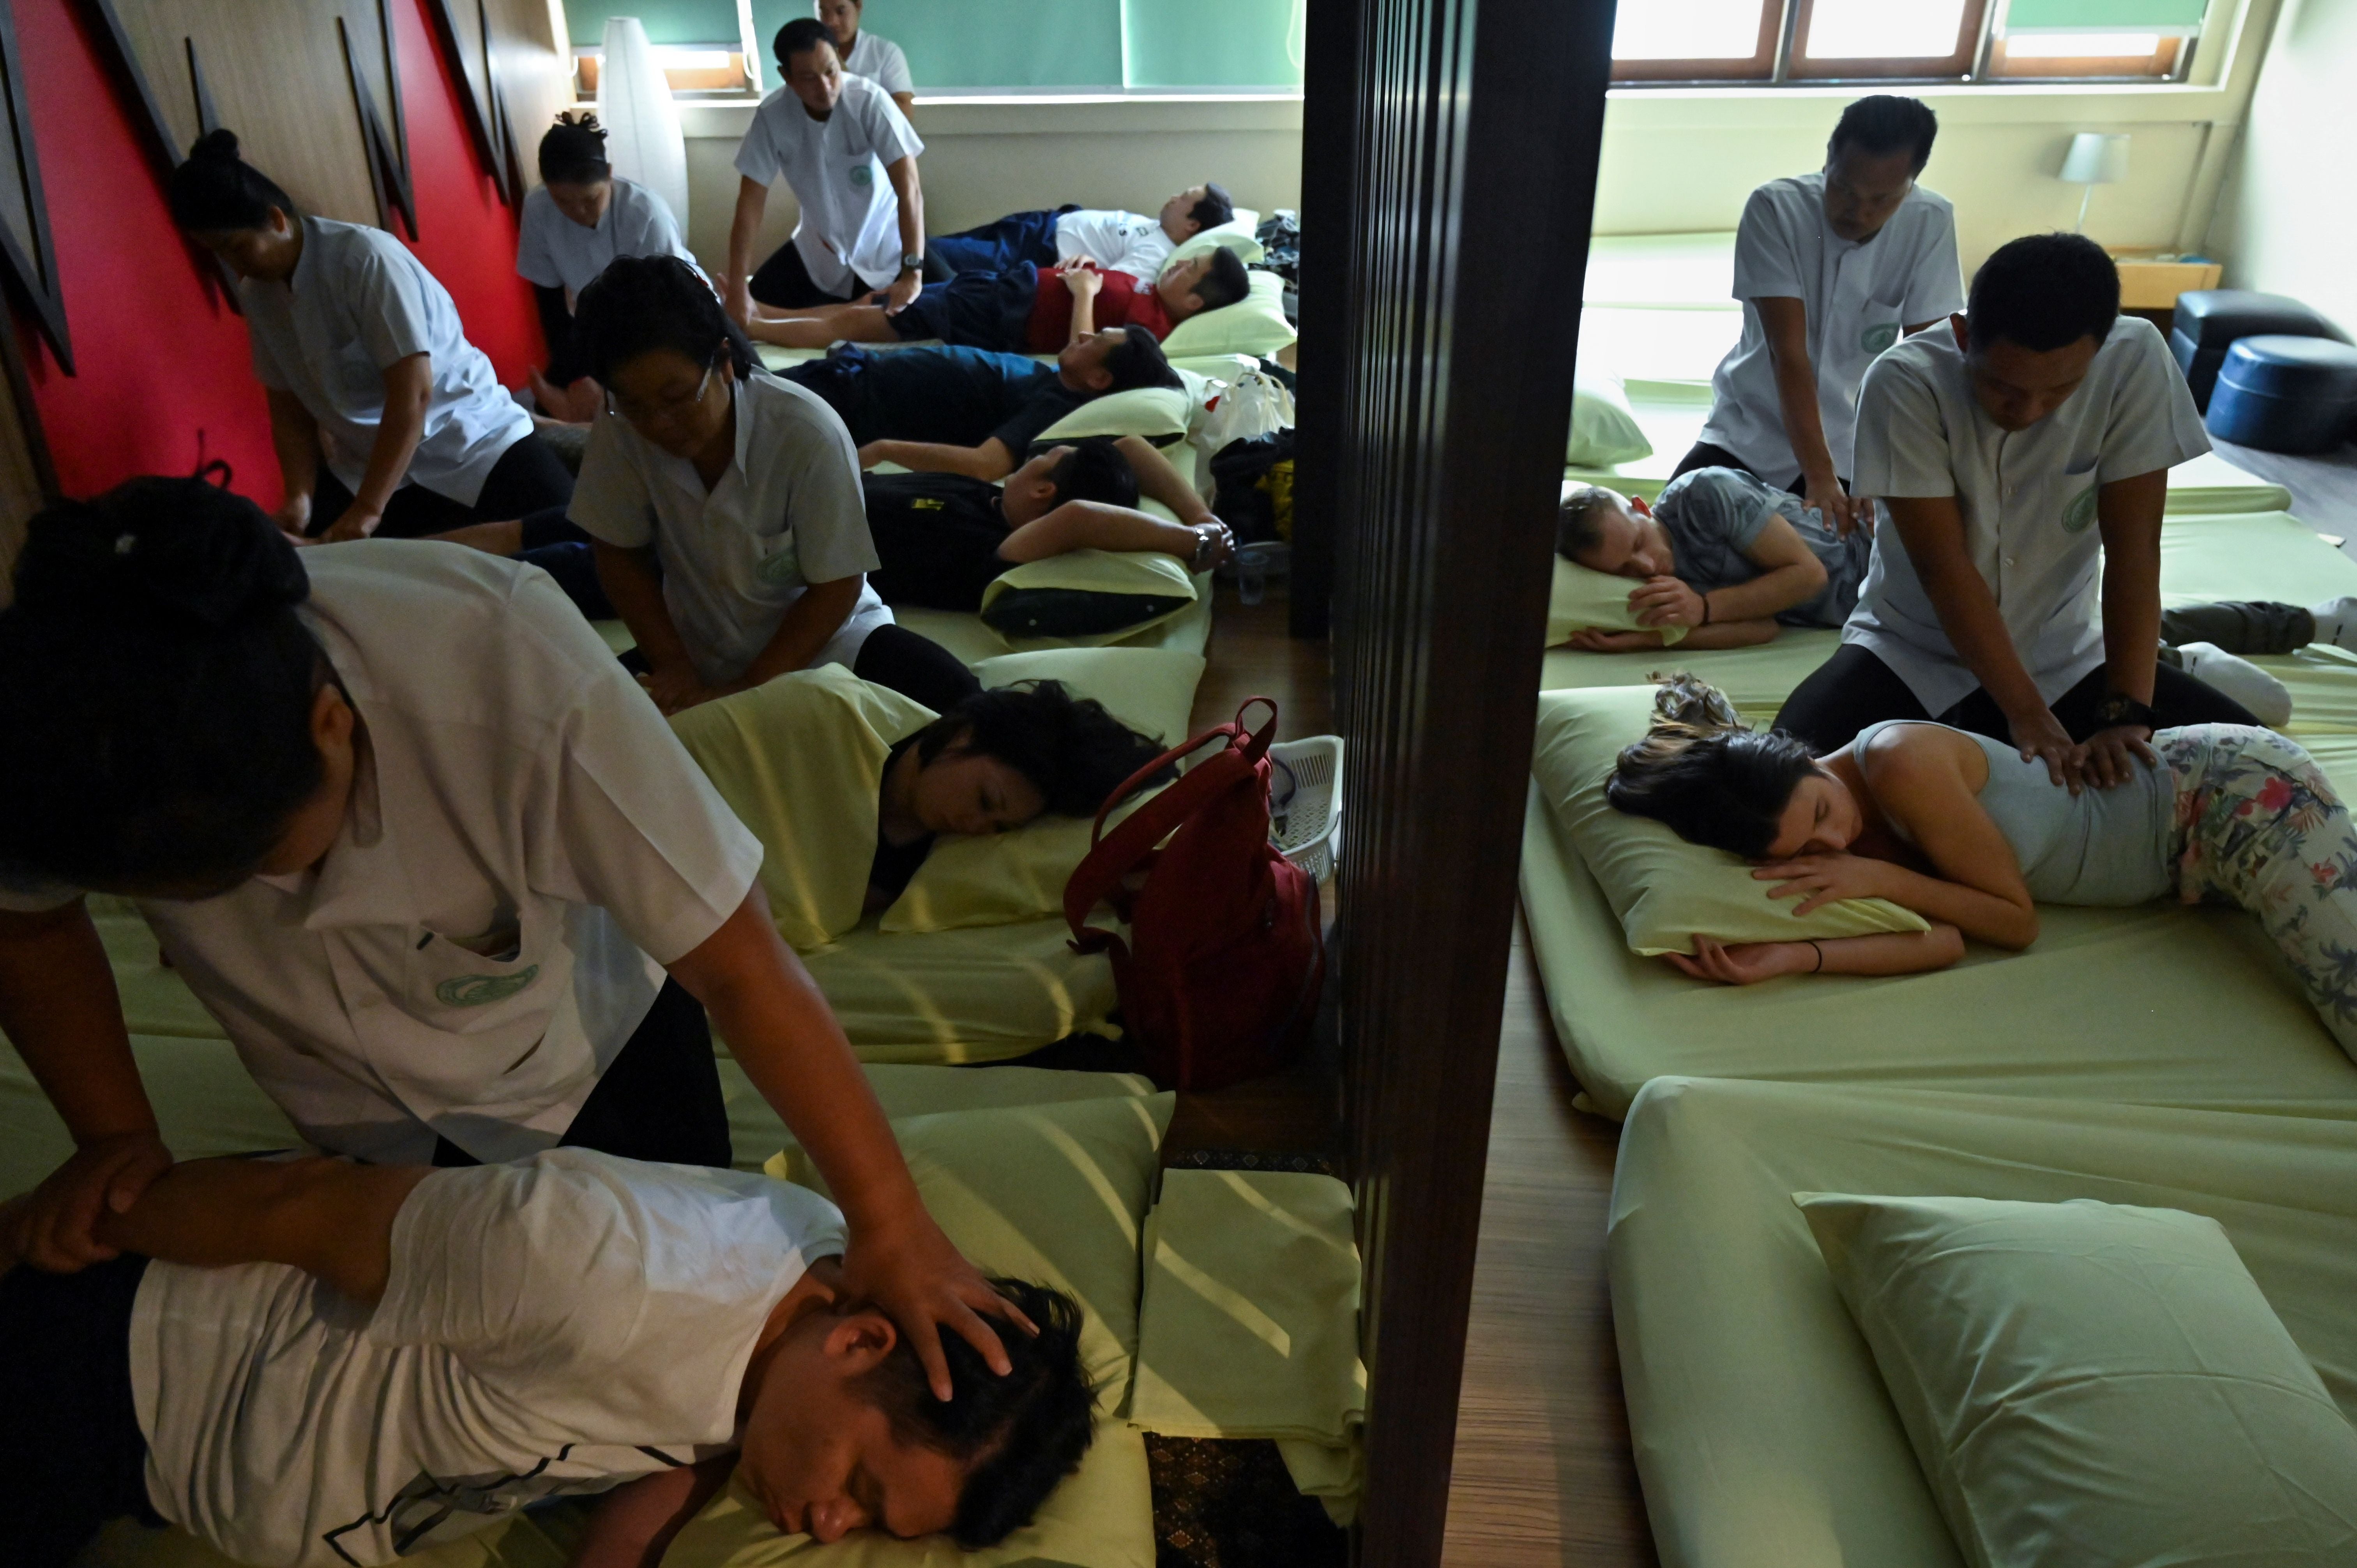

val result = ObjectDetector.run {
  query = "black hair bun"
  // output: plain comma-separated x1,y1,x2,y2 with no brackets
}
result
188,127,242,164
12,475,307,629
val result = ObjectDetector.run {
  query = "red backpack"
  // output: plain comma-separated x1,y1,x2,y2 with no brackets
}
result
1064,699,1326,1091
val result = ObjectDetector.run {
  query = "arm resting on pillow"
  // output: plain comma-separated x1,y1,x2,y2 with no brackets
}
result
1665,925,1964,985
1115,434,1214,525
998,501,1203,564
859,437,1016,481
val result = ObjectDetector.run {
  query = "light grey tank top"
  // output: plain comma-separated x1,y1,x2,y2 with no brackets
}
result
1855,720,2174,906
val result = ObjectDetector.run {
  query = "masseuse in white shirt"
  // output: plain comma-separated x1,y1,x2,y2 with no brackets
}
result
728,18,927,319
0,478,1021,1400
818,0,915,115
568,255,972,717
1681,95,1963,539
167,131,574,544
516,111,702,424
1774,233,2258,787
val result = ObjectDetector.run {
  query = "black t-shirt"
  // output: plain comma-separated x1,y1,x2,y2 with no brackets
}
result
869,735,936,906
795,346,1086,454
862,473,1015,612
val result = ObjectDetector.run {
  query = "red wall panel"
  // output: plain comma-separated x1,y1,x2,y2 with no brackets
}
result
9,0,546,506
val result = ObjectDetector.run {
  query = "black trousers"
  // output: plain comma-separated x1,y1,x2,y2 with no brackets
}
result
2157,600,2317,656
748,242,862,311
1671,439,1847,500
0,1253,162,1568
311,431,576,539
853,622,983,715
432,976,731,1169
1772,642,2263,757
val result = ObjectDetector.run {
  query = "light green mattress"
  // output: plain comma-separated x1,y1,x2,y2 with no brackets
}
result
1610,1075,2357,1568
80,895,1113,1081
1525,507,2357,1118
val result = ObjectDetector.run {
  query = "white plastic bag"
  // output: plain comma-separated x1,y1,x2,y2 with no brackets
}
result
1196,367,1297,452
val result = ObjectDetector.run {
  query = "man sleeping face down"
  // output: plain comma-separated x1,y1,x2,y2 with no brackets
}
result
0,1150,1095,1568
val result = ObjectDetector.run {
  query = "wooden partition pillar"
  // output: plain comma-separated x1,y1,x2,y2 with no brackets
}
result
1292,0,1617,1562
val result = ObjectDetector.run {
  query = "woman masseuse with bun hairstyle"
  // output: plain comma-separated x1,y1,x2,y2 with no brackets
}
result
167,131,579,551
0,476,1023,1398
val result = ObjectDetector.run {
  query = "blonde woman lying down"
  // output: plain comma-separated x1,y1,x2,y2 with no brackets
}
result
1609,675,2357,1059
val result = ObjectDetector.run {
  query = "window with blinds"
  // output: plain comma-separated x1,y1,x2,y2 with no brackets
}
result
1607,0,2210,84
567,0,1306,94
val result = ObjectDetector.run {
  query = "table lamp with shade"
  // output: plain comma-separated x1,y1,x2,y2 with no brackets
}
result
2060,132,2130,233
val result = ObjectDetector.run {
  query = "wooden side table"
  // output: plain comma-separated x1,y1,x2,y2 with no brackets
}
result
2111,256,2225,331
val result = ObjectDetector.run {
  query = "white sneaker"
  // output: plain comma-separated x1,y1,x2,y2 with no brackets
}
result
2312,596,2357,652
2175,642,2293,726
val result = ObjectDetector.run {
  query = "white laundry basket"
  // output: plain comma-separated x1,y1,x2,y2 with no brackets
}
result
1268,735,1343,881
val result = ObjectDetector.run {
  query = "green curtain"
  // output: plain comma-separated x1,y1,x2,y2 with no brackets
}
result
1122,0,1304,88
565,0,742,48
747,0,1126,87
2001,0,2210,30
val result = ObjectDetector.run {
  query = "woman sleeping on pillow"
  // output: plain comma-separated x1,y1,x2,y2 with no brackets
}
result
868,680,1170,910
1610,674,2357,1060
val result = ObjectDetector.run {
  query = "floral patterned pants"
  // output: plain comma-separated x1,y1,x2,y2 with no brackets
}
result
2162,724,2357,1059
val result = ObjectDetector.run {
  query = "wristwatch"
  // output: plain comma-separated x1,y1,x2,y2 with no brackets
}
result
899,251,924,275
2090,692,2156,730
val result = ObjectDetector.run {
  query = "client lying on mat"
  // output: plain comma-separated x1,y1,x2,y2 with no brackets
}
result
1609,675,2357,1059
0,1149,1092,1568
866,434,1232,613
869,681,1171,909
746,247,1250,353
1557,470,2357,726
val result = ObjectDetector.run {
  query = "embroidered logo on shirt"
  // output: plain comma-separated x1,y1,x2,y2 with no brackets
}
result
1861,321,1901,355
435,968,540,1008
912,497,945,510
756,531,804,585
849,162,874,189
2062,485,2100,534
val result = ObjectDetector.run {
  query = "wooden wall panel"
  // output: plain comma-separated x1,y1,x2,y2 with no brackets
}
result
102,2,380,222
1291,0,1618,1563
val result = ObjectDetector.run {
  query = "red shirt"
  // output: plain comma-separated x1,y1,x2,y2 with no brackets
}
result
1026,266,1172,352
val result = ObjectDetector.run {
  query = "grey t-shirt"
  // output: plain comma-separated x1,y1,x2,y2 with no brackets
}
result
1656,465,1871,629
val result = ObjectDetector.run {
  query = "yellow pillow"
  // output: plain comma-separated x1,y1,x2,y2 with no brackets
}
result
1546,554,1687,646
978,549,1201,648
1533,685,1926,955
669,666,934,951
767,1092,1177,1393
1159,270,1296,360
1164,219,1266,266
879,646,1200,936
1036,384,1191,443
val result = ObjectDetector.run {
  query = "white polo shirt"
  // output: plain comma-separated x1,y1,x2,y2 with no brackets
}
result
842,30,913,97
244,217,533,507
569,369,890,686
1056,209,1175,286
514,177,702,300
133,1151,846,1567
1845,316,2210,715
734,73,923,297
1698,172,1963,483
0,546,764,1164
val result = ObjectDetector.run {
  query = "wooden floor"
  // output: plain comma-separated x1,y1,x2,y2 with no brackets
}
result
1442,918,1656,1567
1167,579,1343,1164
1171,580,1655,1561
